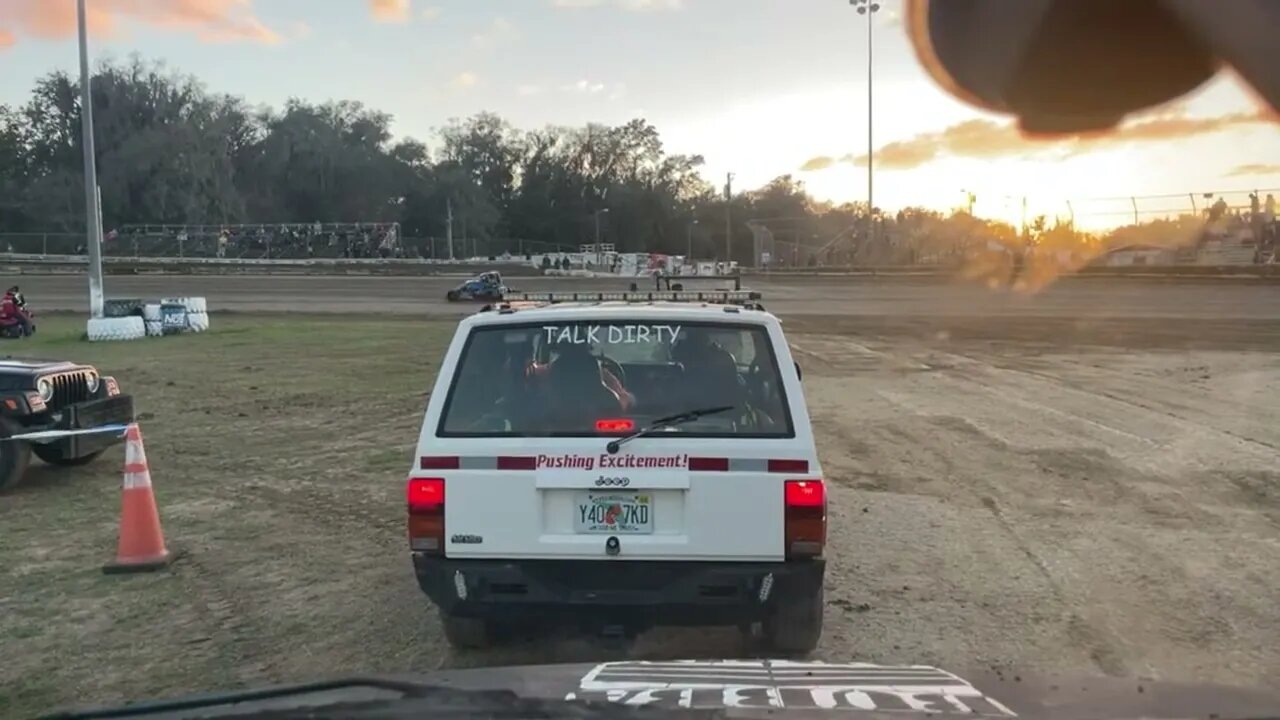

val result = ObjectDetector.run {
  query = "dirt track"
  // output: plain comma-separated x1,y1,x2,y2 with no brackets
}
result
6,273,1280,710
25,272,1280,319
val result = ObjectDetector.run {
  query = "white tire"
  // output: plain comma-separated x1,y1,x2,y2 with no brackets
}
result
144,320,163,337
162,296,207,314
187,312,210,333
142,303,162,322
87,317,145,342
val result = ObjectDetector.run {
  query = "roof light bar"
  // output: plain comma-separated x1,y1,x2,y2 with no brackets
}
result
509,290,762,304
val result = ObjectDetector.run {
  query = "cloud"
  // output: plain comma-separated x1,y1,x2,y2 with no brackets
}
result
452,71,478,89
420,5,442,21
551,0,682,9
369,0,411,23
471,16,519,49
517,84,543,97
1227,163,1280,177
800,109,1275,172
0,0,281,48
799,156,837,172
288,21,311,40
562,79,607,94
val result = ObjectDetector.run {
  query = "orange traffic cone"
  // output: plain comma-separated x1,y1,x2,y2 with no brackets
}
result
103,424,172,574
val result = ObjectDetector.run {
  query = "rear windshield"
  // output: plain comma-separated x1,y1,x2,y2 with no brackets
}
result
438,320,794,438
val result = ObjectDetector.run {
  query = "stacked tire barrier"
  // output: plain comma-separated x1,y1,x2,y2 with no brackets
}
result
89,296,210,342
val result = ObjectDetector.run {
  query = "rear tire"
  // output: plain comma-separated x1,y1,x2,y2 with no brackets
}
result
441,614,491,650
32,445,105,467
0,418,32,492
762,585,824,655
446,290,460,302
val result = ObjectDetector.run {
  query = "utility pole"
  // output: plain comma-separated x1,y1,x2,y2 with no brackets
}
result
687,219,698,260
446,197,455,260
594,208,609,268
853,0,879,253
724,172,734,265
77,0,105,319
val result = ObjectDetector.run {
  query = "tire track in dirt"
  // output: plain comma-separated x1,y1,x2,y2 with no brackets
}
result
893,412,1131,677
804,335,1134,676
872,342,1280,683
977,355,1280,454
172,547,289,685
931,348,1280,526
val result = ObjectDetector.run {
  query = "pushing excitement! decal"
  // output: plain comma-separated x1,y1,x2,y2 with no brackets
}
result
565,661,1017,716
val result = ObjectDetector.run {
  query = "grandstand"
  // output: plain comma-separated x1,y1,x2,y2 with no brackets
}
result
116,222,405,260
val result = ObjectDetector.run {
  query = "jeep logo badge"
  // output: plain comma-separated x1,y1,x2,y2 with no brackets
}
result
594,475,631,487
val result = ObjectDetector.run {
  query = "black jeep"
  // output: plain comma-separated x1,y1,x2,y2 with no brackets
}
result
0,359,136,491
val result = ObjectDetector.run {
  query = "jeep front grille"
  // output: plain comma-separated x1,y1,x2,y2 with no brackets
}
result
48,371,92,410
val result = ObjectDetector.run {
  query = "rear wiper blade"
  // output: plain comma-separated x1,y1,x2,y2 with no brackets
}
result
605,405,734,454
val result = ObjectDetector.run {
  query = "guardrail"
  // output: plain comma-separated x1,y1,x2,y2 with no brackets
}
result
1,253,1276,280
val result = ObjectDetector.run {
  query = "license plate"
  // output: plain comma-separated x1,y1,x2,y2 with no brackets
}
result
574,493,653,534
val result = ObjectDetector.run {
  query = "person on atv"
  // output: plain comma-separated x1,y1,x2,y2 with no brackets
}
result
1,286,33,337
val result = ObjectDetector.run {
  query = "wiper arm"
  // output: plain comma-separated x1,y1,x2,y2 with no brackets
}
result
605,405,734,455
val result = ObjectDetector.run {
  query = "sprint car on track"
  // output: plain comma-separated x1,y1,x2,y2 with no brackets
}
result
446,271,512,302
0,359,135,491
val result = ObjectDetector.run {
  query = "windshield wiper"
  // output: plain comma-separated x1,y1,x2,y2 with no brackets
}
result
605,405,734,454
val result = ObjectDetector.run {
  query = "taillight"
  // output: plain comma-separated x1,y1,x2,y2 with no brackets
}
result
407,477,445,554
595,418,635,432
784,480,825,559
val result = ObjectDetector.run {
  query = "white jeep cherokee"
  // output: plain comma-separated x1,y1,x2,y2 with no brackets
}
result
407,292,826,653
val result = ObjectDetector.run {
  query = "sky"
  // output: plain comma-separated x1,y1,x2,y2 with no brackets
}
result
1,0,1278,229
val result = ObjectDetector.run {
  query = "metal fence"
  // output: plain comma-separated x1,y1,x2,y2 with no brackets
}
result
0,230,571,261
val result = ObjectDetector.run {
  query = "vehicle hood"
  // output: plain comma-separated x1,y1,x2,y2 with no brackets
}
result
422,660,1280,718
0,358,85,376
53,660,1280,719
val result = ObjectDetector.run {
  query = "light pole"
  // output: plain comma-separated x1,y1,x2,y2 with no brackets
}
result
852,0,879,253
594,208,609,267
77,0,105,319
686,219,698,260
724,172,734,265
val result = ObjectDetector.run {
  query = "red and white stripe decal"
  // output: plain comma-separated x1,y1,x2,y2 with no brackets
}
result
424,455,810,473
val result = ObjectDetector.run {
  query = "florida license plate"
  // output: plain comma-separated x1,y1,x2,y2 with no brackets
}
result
574,493,653,534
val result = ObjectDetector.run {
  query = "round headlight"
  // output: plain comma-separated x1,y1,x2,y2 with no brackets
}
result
36,376,54,402
86,370,100,393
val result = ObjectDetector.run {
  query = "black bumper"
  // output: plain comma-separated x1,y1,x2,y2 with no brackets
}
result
412,555,824,626
44,394,135,457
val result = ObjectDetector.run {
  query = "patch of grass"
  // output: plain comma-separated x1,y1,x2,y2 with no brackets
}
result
0,315,456,718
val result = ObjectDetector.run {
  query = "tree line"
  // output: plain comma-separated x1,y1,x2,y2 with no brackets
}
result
0,57,1209,264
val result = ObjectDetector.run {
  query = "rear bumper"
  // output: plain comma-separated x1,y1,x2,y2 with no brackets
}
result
412,555,824,626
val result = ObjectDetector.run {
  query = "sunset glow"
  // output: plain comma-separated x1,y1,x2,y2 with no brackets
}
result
1,0,1277,228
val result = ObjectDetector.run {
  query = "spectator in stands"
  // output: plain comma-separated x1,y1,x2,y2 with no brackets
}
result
1266,193,1276,221
1209,197,1229,221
